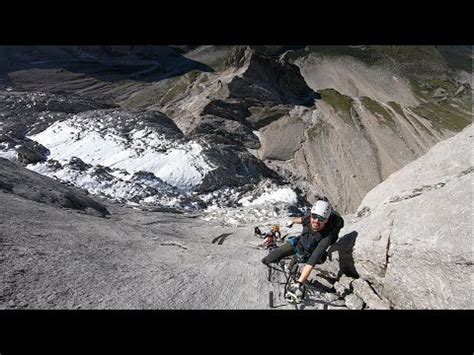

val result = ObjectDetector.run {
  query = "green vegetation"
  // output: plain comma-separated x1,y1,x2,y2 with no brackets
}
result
319,88,354,125
247,106,289,128
159,78,188,105
361,96,394,126
388,101,422,137
412,101,472,132
437,46,472,73
387,101,404,117
405,112,435,138
427,77,457,93
210,56,230,71
248,106,287,118
198,74,209,83
199,46,236,71
121,69,206,110
185,70,201,82
121,85,167,110
287,46,466,79
408,74,472,132
288,45,472,134
284,46,381,66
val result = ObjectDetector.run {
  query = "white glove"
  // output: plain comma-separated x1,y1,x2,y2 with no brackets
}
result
286,220,294,228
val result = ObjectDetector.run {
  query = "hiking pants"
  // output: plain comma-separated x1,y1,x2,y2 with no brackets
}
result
261,242,296,265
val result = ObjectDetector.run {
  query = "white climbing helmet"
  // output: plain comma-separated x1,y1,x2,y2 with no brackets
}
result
311,200,332,220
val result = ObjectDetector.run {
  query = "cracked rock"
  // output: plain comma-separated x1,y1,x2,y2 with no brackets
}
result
344,293,364,310
351,279,390,310
334,275,356,297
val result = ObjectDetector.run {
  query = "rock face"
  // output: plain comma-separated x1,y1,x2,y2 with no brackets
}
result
226,47,316,106
351,279,390,309
256,46,472,213
1,45,471,311
344,293,364,310
0,90,289,212
2,46,471,214
321,125,473,309
0,157,109,217
0,136,49,166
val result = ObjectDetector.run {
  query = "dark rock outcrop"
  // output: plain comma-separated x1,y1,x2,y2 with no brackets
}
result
1,136,49,166
194,134,281,192
226,47,317,106
189,115,260,149
201,99,252,122
0,157,109,217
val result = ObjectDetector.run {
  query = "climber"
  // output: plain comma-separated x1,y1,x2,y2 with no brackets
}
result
261,198,344,302
256,224,281,249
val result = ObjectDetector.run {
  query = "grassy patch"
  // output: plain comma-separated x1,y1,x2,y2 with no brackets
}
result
427,77,457,93
248,106,287,118
121,86,167,110
247,106,289,128
185,70,202,82
410,76,472,112
159,79,188,105
405,112,435,137
412,101,472,132
388,101,422,136
287,46,381,66
407,74,472,132
437,46,472,73
387,101,404,117
319,88,354,125
199,46,236,71
198,74,209,83
361,96,395,126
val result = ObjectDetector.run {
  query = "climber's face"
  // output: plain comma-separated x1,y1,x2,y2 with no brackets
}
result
310,214,327,231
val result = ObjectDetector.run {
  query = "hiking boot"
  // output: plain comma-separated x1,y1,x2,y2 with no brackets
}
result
286,281,304,303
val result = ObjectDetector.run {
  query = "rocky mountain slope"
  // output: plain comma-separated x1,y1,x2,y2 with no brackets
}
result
317,124,473,309
1,45,470,213
258,46,472,212
1,125,471,309
0,161,336,310
0,45,471,309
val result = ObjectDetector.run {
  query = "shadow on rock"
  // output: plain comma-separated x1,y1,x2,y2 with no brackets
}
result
0,46,214,84
300,287,344,309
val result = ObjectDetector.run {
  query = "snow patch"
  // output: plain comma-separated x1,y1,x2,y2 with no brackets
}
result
28,118,216,190
0,143,17,161
239,186,298,206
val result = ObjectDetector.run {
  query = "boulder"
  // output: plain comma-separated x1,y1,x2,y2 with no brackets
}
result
344,293,364,310
351,279,391,309
1,136,49,166
0,158,109,217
